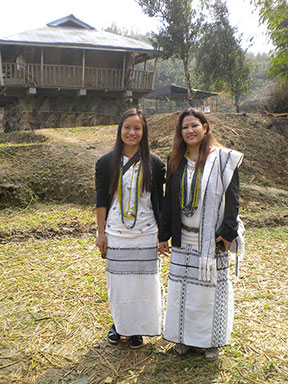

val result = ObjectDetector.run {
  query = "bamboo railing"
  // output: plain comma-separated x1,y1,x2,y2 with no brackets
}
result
1,62,154,91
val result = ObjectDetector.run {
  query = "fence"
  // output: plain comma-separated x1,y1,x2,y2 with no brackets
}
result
1,63,154,91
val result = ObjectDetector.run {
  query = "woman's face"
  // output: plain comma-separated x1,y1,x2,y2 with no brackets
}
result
181,115,207,150
121,115,143,148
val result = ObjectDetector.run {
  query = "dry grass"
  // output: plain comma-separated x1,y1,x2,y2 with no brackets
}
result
36,125,117,147
0,114,287,382
0,125,118,208
0,204,287,384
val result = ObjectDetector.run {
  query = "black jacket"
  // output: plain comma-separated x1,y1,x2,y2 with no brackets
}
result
158,157,239,247
95,152,166,225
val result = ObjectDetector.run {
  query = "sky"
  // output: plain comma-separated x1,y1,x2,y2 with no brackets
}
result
0,0,273,54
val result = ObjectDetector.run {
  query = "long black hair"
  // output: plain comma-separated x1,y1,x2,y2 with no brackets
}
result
109,108,152,195
169,108,215,174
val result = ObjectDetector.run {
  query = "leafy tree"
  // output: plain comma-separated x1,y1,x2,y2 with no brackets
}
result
104,22,192,89
135,0,204,105
252,0,288,79
247,52,271,91
252,1,288,112
104,23,151,43
155,58,192,88
195,0,251,112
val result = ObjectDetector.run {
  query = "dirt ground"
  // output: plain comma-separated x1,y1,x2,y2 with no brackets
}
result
148,112,288,189
0,111,287,219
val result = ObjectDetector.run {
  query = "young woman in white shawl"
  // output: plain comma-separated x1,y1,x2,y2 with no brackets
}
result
95,108,165,349
158,108,243,360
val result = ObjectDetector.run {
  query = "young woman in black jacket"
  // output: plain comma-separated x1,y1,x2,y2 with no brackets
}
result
95,108,165,349
158,108,244,360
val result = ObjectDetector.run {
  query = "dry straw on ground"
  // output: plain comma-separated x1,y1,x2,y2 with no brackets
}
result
0,205,287,384
1,114,287,382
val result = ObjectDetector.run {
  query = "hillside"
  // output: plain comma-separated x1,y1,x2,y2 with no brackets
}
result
0,112,287,227
148,112,288,186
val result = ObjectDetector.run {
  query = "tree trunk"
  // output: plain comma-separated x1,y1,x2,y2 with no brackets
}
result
182,56,194,107
234,92,240,113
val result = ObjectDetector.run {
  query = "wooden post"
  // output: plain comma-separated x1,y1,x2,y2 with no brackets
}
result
0,49,3,86
40,47,44,85
143,61,147,88
152,57,158,89
82,49,85,87
122,52,126,89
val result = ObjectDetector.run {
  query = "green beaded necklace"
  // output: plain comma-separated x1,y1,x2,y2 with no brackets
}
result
181,153,201,217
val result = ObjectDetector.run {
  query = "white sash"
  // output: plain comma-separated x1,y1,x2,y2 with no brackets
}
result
198,147,244,283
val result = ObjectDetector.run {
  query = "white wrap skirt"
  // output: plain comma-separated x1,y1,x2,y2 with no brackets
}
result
164,242,234,348
106,233,162,336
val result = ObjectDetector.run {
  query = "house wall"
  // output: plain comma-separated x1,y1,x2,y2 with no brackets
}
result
3,95,136,131
1,45,41,63
1,45,126,69
1,45,148,130
86,50,124,68
1,46,17,62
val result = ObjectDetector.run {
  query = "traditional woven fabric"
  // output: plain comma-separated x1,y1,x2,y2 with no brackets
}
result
197,147,244,283
106,233,162,336
96,152,165,337
162,147,243,349
106,156,157,237
106,245,159,274
164,243,233,348
104,155,163,336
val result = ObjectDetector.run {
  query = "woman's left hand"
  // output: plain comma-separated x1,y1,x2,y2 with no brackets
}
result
216,236,231,251
158,241,170,256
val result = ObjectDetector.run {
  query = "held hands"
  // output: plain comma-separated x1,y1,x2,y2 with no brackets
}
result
96,233,107,255
216,236,231,251
158,241,170,257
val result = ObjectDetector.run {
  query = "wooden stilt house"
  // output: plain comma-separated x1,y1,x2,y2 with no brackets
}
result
0,15,157,131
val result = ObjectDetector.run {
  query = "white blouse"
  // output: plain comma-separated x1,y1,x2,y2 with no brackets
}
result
106,156,157,239
181,159,202,244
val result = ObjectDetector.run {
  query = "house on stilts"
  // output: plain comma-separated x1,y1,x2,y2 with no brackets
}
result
0,15,157,131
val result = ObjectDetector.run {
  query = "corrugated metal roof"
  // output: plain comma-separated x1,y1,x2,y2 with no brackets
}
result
148,84,219,99
0,15,154,53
